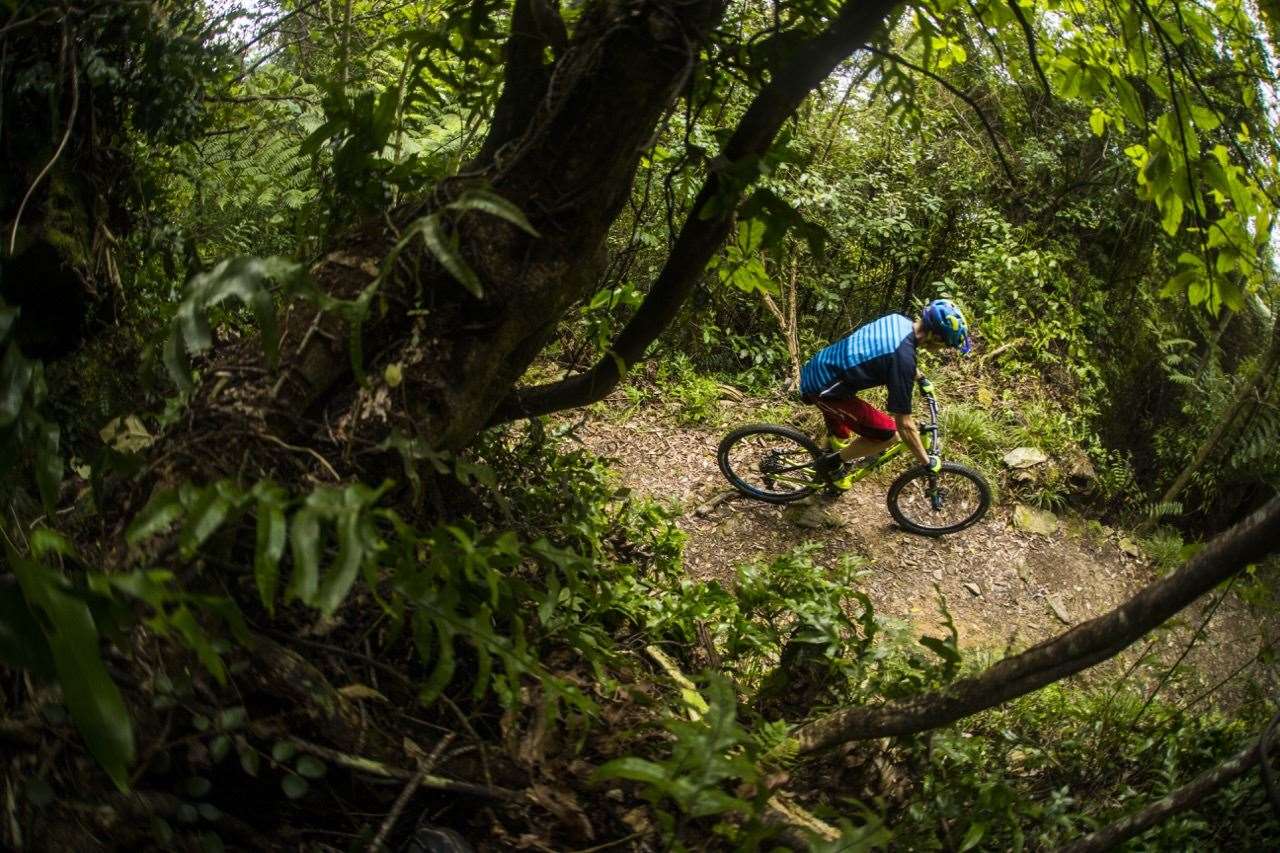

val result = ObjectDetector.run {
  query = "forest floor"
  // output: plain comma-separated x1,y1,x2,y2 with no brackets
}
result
569,389,1278,709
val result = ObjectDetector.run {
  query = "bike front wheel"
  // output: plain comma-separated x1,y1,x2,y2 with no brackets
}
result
887,462,991,536
718,423,824,504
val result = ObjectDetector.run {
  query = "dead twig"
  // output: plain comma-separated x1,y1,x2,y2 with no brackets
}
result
693,489,739,517
288,736,522,801
366,733,456,853
261,433,343,481
980,337,1026,364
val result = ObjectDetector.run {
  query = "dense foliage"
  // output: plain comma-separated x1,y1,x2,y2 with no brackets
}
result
2,0,1280,849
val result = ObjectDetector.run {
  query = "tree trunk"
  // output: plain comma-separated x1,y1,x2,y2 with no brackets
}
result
489,0,901,424
138,0,733,501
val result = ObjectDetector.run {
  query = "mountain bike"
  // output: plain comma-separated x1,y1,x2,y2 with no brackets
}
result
716,377,991,536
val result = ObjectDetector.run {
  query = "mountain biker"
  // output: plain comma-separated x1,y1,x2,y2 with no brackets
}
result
799,299,971,491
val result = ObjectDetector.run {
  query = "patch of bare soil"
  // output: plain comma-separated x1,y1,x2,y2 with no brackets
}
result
571,393,1278,708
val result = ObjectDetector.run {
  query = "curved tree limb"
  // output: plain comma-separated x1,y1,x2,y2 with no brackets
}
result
861,44,1016,185
790,494,1280,755
8,33,78,256
1058,713,1279,853
1005,0,1052,97
487,0,902,425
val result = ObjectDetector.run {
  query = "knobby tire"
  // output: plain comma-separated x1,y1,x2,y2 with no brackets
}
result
717,423,823,504
887,461,991,536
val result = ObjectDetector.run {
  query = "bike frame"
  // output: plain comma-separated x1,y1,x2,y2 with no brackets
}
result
822,382,941,487
764,378,942,490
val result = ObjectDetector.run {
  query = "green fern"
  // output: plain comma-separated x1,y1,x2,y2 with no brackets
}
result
1229,403,1280,470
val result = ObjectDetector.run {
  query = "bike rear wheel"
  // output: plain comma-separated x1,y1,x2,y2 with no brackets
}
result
718,423,824,504
887,462,991,536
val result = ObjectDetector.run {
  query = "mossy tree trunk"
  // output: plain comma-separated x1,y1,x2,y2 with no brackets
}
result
138,0,901,501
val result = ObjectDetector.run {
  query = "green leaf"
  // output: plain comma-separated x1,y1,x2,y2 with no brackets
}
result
0,305,18,342
300,118,342,156
1219,279,1245,312
1189,104,1221,132
32,415,62,516
287,508,321,604
1145,148,1172,186
9,550,135,791
918,635,960,665
418,620,456,705
0,579,55,677
686,785,747,818
281,773,308,799
218,706,248,730
163,322,193,393
447,188,541,237
1160,192,1184,236
592,756,669,786
0,341,34,427
1089,108,1106,137
168,258,296,390
1113,78,1144,126
737,218,767,255
314,506,364,615
126,489,183,545
184,776,212,798
170,606,226,684
271,740,296,763
179,487,233,559
295,755,326,779
254,495,287,614
417,215,484,299
150,816,174,844
959,822,987,852
237,739,260,776
249,286,281,368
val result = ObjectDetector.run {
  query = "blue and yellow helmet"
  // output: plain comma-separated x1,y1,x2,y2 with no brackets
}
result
922,299,971,353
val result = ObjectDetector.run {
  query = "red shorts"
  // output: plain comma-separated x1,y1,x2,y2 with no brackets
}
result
803,394,897,442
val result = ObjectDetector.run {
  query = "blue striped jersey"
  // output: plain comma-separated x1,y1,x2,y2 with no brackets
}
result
800,313,918,413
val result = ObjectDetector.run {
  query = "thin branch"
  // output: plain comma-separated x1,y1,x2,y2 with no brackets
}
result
962,0,1007,66
1059,713,1279,853
1178,643,1268,712
1005,0,1052,97
0,7,61,37
366,733,455,853
862,44,1016,185
788,495,1280,755
1128,573,1237,725
287,736,521,801
8,35,79,256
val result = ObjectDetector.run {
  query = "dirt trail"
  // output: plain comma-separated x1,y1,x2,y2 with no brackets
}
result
572,394,1276,704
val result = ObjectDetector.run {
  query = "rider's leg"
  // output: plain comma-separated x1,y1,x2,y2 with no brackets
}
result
804,396,853,447
833,398,897,461
836,434,895,462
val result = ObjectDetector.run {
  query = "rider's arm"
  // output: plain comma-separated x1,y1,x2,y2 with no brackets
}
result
894,412,932,466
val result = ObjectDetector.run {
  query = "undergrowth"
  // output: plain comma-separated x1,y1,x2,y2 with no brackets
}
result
5,421,1275,850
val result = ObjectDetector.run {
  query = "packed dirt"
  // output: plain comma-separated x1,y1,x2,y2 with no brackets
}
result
569,392,1278,708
